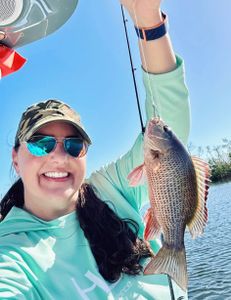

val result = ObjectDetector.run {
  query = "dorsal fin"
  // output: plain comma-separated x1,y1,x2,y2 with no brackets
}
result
187,156,211,239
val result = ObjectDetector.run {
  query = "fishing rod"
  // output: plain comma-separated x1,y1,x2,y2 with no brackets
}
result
120,5,145,134
120,5,176,300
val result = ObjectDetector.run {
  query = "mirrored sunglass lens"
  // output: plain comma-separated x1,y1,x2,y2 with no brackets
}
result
64,139,84,157
27,137,56,156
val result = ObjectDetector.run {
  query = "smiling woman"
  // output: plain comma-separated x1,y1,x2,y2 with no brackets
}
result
0,0,190,299
0,98,152,289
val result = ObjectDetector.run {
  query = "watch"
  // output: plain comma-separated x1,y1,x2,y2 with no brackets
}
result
135,12,167,41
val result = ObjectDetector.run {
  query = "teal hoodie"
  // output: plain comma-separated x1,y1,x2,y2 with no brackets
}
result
0,56,190,300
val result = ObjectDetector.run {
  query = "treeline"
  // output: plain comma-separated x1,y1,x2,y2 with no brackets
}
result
188,138,231,183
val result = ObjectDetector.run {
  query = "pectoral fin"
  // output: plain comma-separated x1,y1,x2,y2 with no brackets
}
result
127,164,146,186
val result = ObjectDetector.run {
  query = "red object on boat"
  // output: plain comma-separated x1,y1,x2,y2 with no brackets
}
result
0,45,26,78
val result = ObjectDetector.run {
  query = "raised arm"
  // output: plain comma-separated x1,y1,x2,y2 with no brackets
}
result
89,1,190,211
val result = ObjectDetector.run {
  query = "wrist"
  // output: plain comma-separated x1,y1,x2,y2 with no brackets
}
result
132,9,163,28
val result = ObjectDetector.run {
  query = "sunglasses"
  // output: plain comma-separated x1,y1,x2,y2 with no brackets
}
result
25,135,89,158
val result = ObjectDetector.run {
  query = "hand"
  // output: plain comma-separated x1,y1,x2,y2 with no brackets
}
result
120,0,162,28
0,32,6,41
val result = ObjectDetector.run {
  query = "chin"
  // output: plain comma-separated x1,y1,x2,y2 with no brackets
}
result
49,188,78,201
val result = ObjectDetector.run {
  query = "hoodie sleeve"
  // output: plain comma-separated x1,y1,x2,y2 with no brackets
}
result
89,55,190,211
0,252,37,299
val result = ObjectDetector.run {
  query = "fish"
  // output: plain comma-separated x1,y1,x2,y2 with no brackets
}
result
127,117,210,291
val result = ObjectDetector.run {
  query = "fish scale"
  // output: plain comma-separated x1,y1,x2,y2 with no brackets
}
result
147,156,196,226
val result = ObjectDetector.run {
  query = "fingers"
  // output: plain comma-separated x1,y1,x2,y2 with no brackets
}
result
0,31,6,41
120,0,134,9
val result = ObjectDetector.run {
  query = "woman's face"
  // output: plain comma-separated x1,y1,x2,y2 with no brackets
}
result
12,121,87,220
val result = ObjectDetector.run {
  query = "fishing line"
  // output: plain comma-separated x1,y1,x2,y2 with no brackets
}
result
131,5,161,119
160,234,176,300
121,4,161,121
168,277,176,300
120,4,175,300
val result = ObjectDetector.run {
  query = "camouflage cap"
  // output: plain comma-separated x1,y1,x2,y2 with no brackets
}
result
15,99,92,146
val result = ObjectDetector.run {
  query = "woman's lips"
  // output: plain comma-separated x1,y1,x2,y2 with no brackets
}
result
42,173,71,183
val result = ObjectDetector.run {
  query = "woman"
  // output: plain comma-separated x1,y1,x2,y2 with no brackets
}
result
0,0,190,299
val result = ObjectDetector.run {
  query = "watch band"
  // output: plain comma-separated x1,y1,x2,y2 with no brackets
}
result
135,12,167,41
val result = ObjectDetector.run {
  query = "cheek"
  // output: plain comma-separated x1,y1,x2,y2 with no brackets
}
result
73,157,86,182
68,157,86,192
16,147,41,179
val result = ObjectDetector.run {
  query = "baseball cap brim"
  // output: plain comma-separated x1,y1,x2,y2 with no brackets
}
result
24,117,92,145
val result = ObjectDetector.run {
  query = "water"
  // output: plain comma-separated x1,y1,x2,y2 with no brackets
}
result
186,182,231,299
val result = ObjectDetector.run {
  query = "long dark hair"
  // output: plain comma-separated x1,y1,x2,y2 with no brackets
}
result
1,154,152,282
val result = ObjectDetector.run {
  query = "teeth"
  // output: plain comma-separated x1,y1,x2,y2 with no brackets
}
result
44,172,69,178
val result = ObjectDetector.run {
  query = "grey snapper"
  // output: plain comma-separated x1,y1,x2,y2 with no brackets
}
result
127,117,210,291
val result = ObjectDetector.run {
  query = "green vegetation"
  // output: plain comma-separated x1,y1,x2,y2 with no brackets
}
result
188,139,231,183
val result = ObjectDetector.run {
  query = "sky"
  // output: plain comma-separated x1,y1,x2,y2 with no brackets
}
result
0,0,231,195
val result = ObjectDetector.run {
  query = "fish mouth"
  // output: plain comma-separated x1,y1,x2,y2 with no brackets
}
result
150,117,165,127
145,118,173,154
147,118,170,139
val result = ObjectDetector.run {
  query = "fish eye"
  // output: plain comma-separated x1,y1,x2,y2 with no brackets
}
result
150,149,160,159
163,125,169,132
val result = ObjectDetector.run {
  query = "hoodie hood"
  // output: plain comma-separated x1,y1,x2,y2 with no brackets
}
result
0,206,78,238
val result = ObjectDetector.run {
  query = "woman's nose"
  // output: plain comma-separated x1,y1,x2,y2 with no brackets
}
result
50,141,68,160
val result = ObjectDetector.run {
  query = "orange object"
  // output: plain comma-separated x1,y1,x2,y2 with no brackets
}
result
0,45,26,78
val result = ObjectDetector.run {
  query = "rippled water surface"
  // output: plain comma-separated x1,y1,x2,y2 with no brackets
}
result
186,182,231,299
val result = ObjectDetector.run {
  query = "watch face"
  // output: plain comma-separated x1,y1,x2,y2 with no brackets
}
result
0,0,78,48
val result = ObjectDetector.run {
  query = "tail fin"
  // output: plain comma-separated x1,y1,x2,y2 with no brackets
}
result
144,245,188,292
